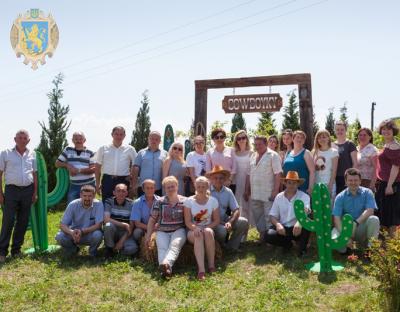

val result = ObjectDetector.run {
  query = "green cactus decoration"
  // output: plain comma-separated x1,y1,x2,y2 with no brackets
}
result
184,139,191,160
26,151,69,253
163,124,174,151
294,183,354,272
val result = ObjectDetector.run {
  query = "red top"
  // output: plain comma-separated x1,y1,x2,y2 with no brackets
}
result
377,147,400,182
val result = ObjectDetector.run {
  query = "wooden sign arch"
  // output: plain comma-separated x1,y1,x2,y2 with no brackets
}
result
194,73,314,149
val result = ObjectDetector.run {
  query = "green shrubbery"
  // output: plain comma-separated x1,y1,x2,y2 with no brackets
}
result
368,230,400,312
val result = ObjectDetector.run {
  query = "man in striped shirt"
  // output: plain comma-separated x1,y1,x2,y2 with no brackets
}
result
56,132,96,203
103,183,137,257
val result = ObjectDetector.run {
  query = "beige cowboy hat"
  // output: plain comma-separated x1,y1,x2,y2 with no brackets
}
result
280,171,305,185
205,165,231,179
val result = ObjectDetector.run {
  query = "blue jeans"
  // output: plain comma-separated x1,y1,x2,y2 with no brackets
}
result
55,230,103,256
67,182,95,204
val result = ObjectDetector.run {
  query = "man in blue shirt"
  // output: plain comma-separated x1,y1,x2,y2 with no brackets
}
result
332,168,380,253
55,185,104,257
132,131,167,197
130,179,158,243
207,166,248,251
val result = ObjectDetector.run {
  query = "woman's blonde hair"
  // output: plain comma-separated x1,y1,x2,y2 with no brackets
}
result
167,142,185,163
162,176,178,187
233,130,250,152
312,129,332,156
194,176,210,196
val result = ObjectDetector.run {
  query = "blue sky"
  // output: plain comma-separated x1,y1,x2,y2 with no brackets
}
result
1,0,399,151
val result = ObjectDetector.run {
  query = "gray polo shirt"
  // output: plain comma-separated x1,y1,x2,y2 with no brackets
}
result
134,147,168,190
61,198,104,229
210,186,239,223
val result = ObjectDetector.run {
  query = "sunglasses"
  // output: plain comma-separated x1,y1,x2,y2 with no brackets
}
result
195,142,204,145
236,136,247,141
214,135,226,140
172,146,183,151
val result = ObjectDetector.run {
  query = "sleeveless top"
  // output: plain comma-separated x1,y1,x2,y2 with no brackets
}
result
283,149,309,192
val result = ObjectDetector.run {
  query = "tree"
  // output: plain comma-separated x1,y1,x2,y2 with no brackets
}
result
312,107,319,136
256,112,276,136
37,73,71,190
131,90,151,151
231,113,246,134
348,117,362,144
281,90,300,131
325,107,335,136
339,102,349,125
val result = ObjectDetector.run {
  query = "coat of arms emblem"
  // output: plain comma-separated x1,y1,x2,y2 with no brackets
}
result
10,9,59,70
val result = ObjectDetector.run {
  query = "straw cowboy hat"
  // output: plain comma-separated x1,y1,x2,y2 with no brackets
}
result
205,165,231,179
280,171,305,185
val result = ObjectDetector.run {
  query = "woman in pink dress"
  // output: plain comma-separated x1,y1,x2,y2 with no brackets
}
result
232,130,254,230
356,128,378,191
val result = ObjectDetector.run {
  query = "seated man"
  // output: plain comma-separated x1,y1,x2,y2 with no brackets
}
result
130,179,158,243
55,185,103,257
333,168,380,253
104,183,137,257
207,166,249,251
265,171,310,256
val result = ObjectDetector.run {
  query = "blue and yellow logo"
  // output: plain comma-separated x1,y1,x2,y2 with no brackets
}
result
10,9,59,70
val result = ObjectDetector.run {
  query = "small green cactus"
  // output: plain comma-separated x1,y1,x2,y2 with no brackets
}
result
294,183,353,272
28,151,69,253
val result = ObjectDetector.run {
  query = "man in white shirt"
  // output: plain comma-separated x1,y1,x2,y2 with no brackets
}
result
0,130,37,262
265,171,311,256
244,135,282,241
95,126,137,202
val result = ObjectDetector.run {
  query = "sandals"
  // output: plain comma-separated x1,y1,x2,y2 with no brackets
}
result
208,267,216,274
159,263,172,279
197,271,206,281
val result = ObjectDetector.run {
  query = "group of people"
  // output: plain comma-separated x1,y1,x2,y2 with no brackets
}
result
0,118,398,280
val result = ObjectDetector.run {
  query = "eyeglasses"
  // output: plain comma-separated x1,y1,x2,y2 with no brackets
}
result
172,146,183,151
214,135,226,140
195,142,204,145
236,136,247,141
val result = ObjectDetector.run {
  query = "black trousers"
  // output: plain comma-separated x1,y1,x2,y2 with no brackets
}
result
335,176,346,195
0,184,34,256
137,187,162,197
101,174,130,203
265,225,310,252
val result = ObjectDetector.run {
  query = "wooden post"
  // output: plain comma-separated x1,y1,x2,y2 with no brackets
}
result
194,85,207,139
298,82,314,149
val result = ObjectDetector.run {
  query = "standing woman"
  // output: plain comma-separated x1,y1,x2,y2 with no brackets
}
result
283,130,315,194
375,119,400,237
357,128,378,190
145,176,186,278
312,130,339,195
267,135,280,152
233,130,254,228
334,121,358,194
279,129,294,163
186,136,207,196
184,177,220,280
163,142,187,195
205,128,237,193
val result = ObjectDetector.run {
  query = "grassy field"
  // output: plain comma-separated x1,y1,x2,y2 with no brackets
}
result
0,210,381,312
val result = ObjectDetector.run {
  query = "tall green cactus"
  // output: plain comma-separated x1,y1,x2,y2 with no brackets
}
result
294,183,353,272
27,151,69,253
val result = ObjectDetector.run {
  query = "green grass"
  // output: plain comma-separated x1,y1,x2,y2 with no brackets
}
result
0,211,381,311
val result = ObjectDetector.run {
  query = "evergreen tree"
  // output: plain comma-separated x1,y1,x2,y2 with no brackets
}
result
348,117,362,144
325,107,335,136
37,73,71,191
281,91,300,131
256,112,276,136
339,102,349,125
131,90,151,151
312,107,319,136
231,113,246,134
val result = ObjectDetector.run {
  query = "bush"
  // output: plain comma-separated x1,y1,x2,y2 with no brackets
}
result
368,230,400,312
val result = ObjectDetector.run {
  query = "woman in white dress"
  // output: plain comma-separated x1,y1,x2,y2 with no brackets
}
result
232,130,254,230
